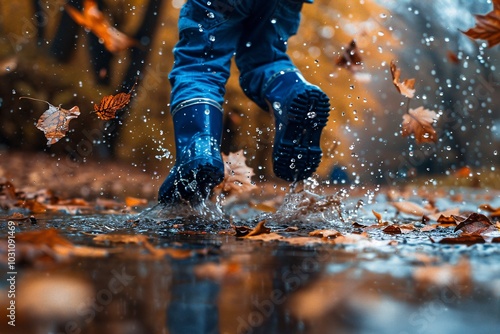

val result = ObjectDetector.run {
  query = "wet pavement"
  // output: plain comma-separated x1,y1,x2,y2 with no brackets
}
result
1,186,500,334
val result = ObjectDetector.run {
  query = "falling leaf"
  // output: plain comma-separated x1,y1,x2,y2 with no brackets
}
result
402,106,438,144
336,40,363,72
391,201,431,216
215,150,257,197
20,96,80,145
94,81,137,120
453,213,495,234
65,0,138,53
461,0,500,47
390,60,416,98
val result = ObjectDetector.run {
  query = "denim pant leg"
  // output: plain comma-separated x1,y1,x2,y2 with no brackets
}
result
236,0,305,110
168,0,244,111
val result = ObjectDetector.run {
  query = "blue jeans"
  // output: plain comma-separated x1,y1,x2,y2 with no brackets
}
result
169,0,313,112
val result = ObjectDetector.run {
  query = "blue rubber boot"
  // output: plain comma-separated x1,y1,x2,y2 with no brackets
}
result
158,99,224,205
264,70,330,182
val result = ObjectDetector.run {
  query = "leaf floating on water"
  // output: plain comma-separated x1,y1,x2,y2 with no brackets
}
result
453,213,495,234
20,96,80,145
65,0,138,53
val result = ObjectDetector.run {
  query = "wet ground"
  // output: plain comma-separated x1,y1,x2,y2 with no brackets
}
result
1,182,500,334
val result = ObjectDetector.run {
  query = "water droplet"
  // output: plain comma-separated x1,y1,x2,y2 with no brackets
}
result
209,35,215,42
245,42,252,47
204,108,210,115
273,102,281,110
207,12,215,19
271,18,277,24
307,111,316,118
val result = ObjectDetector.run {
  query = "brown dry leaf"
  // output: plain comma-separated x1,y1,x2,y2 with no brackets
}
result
391,201,431,216
93,82,136,120
433,234,486,245
336,40,363,72
372,209,383,224
390,59,416,98
125,196,148,207
333,232,369,244
93,234,149,245
245,232,284,242
447,50,460,64
16,199,47,213
12,229,108,264
462,0,500,47
479,204,500,218
413,258,471,287
216,150,257,196
425,208,461,222
402,107,438,144
284,236,326,246
309,229,341,239
383,224,414,235
65,0,138,53
245,220,271,237
453,212,495,234
20,97,80,145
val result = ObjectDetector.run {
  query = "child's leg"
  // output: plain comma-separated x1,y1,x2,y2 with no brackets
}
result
168,0,243,110
235,0,331,182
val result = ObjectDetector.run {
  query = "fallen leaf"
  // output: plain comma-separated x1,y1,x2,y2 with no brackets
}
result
125,196,148,207
372,210,383,224
433,234,486,245
309,229,341,239
93,234,149,245
402,106,438,144
336,40,363,72
215,150,257,197
20,96,80,145
93,81,137,120
461,0,500,47
390,59,416,98
391,201,431,216
383,224,414,235
245,220,271,237
425,208,460,222
453,212,495,234
479,204,500,218
65,0,138,53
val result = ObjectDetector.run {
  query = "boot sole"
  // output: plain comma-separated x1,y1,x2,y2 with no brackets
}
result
159,160,224,205
273,88,330,182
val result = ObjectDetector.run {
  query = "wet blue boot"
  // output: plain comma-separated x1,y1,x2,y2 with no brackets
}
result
158,99,225,205
264,70,330,182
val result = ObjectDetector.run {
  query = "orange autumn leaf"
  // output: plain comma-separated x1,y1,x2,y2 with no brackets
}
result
462,0,500,48
20,97,80,146
65,0,138,53
391,201,432,216
125,197,148,207
336,40,363,72
402,106,438,144
94,82,137,120
215,150,257,196
390,60,416,98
